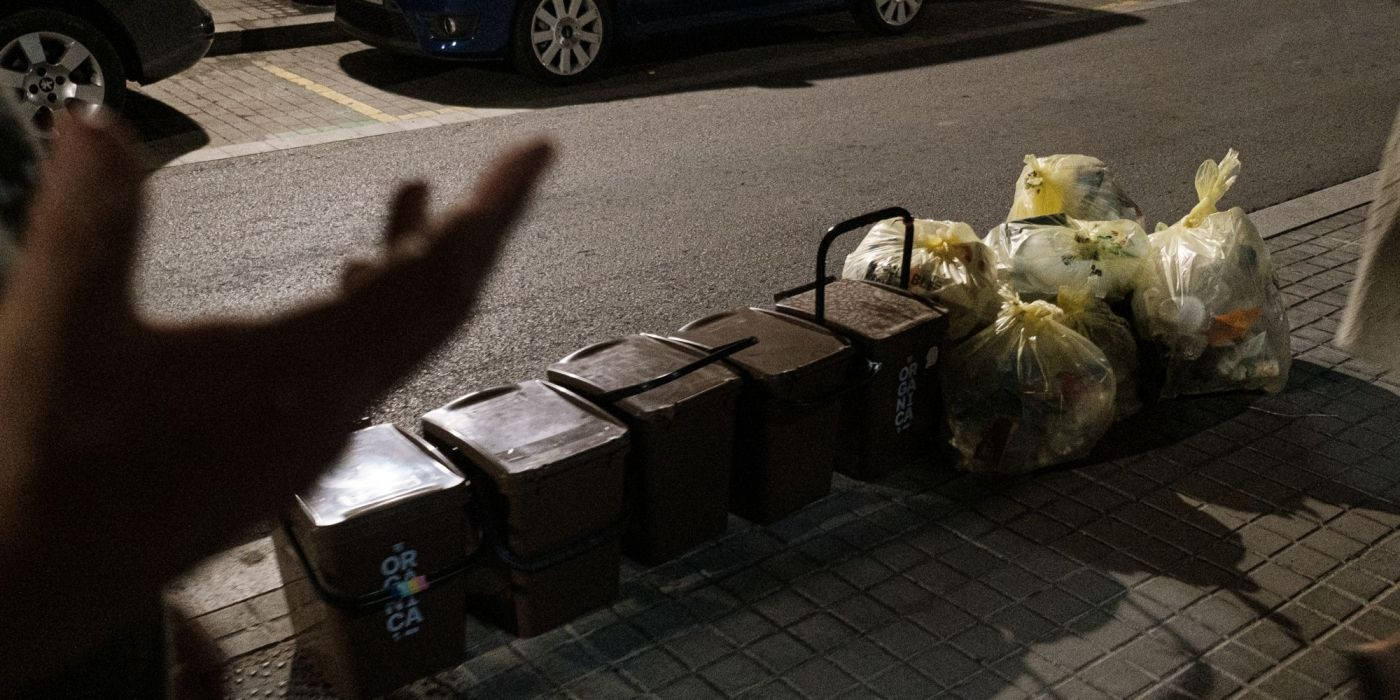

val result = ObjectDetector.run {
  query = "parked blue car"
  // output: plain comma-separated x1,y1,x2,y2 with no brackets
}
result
336,0,926,83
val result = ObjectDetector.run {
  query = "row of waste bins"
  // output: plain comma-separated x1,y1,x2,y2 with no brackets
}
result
272,209,951,698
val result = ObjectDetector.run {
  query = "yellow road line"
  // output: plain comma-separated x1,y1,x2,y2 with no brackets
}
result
254,61,400,123
254,61,479,125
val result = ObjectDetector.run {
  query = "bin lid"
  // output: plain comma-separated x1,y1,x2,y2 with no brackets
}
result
421,380,628,492
295,424,466,528
674,307,853,386
776,280,946,342
546,334,740,421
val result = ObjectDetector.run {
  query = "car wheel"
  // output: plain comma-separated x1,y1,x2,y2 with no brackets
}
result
851,0,925,34
0,10,126,137
512,0,612,85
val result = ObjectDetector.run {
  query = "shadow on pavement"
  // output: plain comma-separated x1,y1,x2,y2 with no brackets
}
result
123,92,210,166
337,0,1145,112
423,358,1400,699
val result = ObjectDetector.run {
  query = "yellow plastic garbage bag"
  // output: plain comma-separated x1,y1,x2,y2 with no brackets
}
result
1008,154,1143,223
842,217,1000,338
1057,286,1141,420
943,288,1116,473
984,214,1149,302
1132,150,1291,398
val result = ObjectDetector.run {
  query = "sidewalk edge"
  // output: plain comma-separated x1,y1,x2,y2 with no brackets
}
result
210,16,344,57
1252,173,1378,238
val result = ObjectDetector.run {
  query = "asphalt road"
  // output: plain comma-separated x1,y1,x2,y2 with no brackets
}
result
137,0,1400,430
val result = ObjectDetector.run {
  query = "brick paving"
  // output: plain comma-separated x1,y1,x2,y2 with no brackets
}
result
131,44,527,166
177,204,1400,699
207,0,329,27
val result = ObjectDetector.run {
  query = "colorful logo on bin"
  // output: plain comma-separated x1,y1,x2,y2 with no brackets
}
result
392,575,430,598
381,543,424,641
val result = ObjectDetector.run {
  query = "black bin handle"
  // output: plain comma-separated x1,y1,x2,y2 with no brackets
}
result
278,517,476,611
814,207,916,324
595,336,758,403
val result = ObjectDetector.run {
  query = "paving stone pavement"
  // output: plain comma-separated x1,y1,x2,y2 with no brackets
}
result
182,204,1400,699
207,0,330,28
129,44,528,166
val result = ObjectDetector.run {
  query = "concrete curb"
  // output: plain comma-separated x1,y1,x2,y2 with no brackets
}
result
1253,172,1378,238
210,12,345,57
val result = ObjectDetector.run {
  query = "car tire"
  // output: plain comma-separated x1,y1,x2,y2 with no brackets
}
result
0,9,126,136
851,0,926,35
511,0,613,85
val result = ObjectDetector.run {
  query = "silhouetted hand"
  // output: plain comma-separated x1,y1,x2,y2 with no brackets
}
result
0,116,553,688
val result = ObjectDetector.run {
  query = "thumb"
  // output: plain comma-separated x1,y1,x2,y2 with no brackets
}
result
15,114,147,313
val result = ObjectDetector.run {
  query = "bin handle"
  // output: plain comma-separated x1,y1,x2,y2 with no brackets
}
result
666,334,880,407
814,207,915,324
486,519,624,574
277,517,477,611
595,336,758,403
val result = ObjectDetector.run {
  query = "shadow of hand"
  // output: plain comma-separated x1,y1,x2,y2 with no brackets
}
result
0,115,552,688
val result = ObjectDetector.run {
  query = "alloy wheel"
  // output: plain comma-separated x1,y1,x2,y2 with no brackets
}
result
528,0,604,77
874,0,923,26
0,31,105,135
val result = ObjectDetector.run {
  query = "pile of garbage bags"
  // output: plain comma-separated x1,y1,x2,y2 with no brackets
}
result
842,149,1291,474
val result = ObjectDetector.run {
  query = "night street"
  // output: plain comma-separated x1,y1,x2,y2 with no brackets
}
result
133,0,1400,428
7,0,1400,697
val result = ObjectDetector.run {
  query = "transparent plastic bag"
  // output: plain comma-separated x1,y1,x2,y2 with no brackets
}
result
842,217,1000,337
1057,286,1140,420
1008,154,1144,223
943,289,1116,473
984,214,1149,302
1132,150,1291,398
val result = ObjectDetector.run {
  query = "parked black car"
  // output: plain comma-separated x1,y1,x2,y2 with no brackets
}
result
0,0,215,134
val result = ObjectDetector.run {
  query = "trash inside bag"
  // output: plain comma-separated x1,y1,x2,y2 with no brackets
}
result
943,288,1116,473
1008,154,1144,224
1057,286,1141,420
984,214,1149,302
1132,149,1291,398
842,217,1000,337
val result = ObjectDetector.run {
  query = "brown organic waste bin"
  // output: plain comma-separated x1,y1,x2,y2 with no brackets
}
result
546,334,753,565
674,307,856,524
272,424,474,700
422,380,629,637
776,208,949,480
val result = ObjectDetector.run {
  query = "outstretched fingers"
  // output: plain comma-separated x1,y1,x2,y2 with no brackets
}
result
343,180,433,290
257,138,555,417
351,137,555,321
434,139,557,264
385,180,430,246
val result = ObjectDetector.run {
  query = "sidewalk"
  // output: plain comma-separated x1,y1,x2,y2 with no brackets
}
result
205,0,342,56
172,196,1399,699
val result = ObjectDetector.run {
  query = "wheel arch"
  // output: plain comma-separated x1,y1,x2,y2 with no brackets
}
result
1,0,143,82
